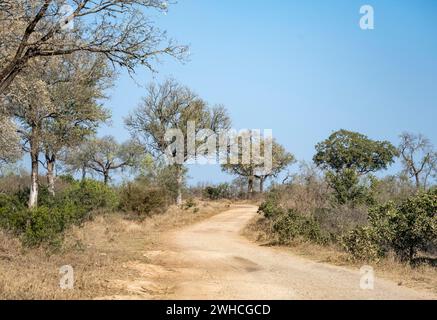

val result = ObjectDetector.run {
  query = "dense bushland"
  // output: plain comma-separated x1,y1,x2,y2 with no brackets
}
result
258,174,436,265
0,179,119,247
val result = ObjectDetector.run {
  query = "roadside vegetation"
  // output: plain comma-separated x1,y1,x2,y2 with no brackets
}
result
249,130,436,291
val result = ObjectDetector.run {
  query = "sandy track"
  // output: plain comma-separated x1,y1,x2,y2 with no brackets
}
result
143,204,436,300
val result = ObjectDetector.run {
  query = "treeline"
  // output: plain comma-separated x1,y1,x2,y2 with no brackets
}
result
257,130,437,265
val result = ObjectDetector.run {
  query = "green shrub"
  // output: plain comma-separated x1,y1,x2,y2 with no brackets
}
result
342,189,437,263
272,209,327,245
369,188,437,262
183,198,196,210
0,179,116,248
119,182,169,216
63,179,119,212
341,226,384,261
203,183,232,200
13,185,55,207
258,190,283,219
0,193,26,231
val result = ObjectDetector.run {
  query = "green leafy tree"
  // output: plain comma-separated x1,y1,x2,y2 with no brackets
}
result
313,130,398,204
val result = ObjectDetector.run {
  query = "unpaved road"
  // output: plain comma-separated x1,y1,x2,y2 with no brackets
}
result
143,205,436,300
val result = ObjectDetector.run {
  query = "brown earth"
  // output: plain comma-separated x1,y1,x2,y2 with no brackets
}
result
117,204,436,300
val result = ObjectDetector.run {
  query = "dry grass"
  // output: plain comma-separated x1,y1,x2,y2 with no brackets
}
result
242,215,437,295
0,199,231,299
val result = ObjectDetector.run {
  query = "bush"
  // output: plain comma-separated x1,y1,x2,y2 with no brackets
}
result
272,209,327,245
0,179,118,247
62,179,119,212
369,188,437,262
119,181,169,216
341,226,384,261
342,189,437,263
258,190,283,219
14,185,54,207
183,198,196,210
0,193,26,231
203,183,232,200
0,198,88,247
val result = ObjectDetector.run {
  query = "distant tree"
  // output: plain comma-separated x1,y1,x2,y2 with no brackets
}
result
221,133,293,197
0,0,187,94
126,79,231,205
0,115,21,165
254,141,295,192
75,136,144,185
313,130,398,204
398,132,437,190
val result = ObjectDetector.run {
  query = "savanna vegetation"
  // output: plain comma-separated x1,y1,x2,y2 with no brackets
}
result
255,130,436,268
0,0,436,299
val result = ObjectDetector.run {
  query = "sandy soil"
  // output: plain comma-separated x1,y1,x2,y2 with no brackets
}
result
138,204,436,300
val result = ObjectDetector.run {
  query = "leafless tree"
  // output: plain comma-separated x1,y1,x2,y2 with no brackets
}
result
0,0,187,94
126,79,231,205
399,132,437,190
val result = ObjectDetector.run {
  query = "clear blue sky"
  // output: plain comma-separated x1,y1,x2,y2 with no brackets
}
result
100,0,437,185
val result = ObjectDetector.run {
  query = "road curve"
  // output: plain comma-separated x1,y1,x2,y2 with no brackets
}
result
156,204,435,300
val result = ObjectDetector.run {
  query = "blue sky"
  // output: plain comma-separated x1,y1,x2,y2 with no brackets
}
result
100,0,437,185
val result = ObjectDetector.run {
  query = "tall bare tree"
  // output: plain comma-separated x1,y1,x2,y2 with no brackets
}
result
399,132,437,190
126,79,231,205
0,0,187,94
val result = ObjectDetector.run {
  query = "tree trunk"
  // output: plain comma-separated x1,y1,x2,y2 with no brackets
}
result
259,177,265,193
176,164,183,206
414,173,421,190
46,153,56,196
81,166,86,181
28,129,39,208
103,171,109,185
247,176,254,199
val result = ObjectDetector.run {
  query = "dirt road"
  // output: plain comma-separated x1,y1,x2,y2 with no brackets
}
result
142,205,435,300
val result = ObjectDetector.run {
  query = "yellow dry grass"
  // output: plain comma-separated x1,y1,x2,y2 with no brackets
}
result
0,199,231,299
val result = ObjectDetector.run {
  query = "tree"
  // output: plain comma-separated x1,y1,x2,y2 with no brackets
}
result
254,141,295,192
62,143,94,181
313,130,398,204
221,133,292,197
4,54,110,207
0,0,187,94
126,79,231,205
42,54,111,195
74,136,143,185
398,132,437,190
0,115,21,165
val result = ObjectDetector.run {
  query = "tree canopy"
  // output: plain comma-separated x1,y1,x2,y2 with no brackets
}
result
313,129,398,175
